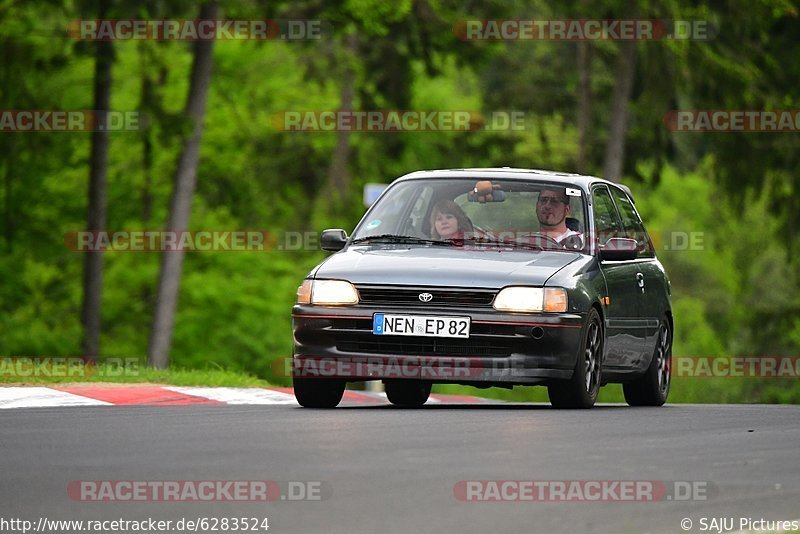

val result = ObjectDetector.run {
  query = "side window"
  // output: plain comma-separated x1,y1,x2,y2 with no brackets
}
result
609,187,655,257
592,186,624,246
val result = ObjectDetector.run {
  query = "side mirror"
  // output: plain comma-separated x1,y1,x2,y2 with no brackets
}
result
600,237,638,261
320,229,348,251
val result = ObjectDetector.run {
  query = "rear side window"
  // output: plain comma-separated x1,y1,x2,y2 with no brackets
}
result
591,186,624,246
609,187,655,257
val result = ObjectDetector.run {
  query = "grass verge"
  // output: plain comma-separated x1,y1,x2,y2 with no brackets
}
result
0,360,274,388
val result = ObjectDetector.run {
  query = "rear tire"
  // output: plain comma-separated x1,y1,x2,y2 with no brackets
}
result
385,380,431,407
293,378,346,408
548,308,603,409
623,320,671,406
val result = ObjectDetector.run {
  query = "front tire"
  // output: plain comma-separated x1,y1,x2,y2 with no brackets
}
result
623,320,671,406
293,378,346,408
385,380,431,407
548,308,603,409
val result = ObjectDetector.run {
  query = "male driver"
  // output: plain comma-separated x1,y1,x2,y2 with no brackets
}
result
535,188,583,247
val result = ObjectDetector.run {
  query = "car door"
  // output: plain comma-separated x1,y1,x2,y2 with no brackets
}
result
608,185,664,361
592,185,649,369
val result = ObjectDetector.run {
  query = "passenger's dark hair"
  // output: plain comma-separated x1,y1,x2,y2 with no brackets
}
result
430,200,473,239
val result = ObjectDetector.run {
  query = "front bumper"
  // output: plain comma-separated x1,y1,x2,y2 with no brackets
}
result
291,304,585,385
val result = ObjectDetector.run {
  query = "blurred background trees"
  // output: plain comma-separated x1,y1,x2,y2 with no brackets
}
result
0,0,798,401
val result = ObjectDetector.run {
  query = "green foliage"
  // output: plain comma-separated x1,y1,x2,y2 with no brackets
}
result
1,0,799,404
0,360,273,387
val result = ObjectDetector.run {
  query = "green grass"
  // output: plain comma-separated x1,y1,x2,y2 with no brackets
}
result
0,358,274,387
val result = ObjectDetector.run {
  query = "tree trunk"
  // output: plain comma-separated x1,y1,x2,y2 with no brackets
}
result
138,48,166,226
602,40,637,182
81,0,113,363
576,41,591,174
4,137,15,252
325,33,357,207
147,1,218,369
139,47,155,311
141,72,153,225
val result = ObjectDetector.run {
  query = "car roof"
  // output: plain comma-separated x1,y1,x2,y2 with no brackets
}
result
394,167,635,200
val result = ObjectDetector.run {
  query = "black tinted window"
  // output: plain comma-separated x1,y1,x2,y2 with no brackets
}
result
609,187,655,257
592,186,623,246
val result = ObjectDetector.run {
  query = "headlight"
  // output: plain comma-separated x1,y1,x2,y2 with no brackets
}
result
493,287,568,313
296,279,359,305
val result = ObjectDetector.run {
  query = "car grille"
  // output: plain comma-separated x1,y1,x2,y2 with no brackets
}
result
335,337,513,358
356,285,496,308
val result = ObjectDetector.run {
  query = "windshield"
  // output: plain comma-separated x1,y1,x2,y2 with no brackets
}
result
350,178,587,251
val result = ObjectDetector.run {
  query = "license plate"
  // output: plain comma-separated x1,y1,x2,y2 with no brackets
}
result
372,314,470,338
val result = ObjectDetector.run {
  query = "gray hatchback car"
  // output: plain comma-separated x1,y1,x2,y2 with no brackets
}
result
291,168,673,409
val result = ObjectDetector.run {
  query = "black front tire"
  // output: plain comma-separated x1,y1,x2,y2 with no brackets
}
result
385,380,431,407
293,378,346,408
623,320,671,407
548,308,603,409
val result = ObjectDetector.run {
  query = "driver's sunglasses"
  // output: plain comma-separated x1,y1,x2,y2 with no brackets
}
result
537,196,569,206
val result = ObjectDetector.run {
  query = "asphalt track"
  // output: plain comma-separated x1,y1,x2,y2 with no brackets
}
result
2,403,800,534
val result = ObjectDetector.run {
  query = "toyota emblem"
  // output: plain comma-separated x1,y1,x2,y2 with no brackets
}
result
418,292,433,303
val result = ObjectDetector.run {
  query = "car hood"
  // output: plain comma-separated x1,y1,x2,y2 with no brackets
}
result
312,245,581,288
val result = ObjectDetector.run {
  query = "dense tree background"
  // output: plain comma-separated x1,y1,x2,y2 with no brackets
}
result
1,0,799,401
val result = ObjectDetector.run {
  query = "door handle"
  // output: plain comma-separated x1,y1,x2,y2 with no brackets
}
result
636,272,645,291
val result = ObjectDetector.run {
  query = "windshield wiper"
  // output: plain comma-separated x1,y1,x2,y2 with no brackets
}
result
350,234,453,246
